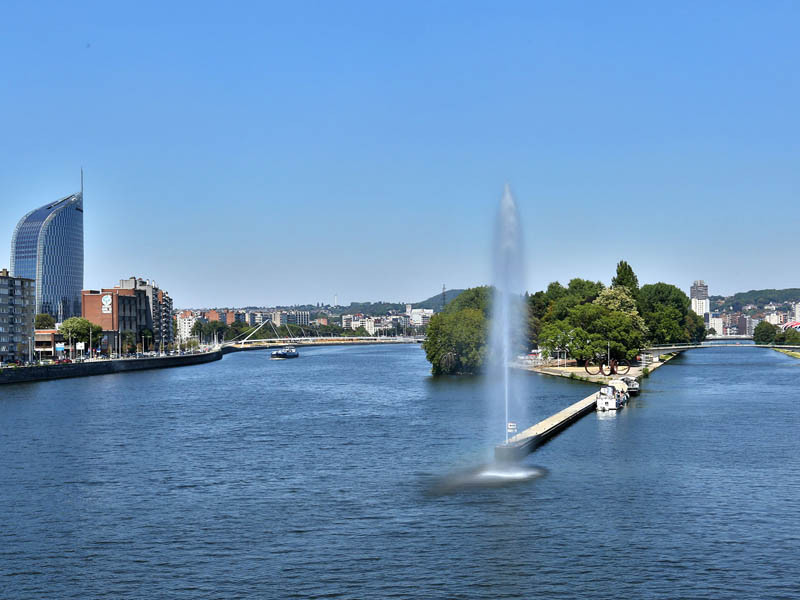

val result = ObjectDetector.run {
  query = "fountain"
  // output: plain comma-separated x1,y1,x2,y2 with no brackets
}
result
488,184,528,450
424,185,539,494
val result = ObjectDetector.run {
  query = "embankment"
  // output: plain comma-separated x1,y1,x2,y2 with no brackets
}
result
0,351,222,385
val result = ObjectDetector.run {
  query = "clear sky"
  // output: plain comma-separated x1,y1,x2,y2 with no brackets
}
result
1,1,798,307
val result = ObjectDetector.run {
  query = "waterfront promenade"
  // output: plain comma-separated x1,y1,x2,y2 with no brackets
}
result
0,337,422,385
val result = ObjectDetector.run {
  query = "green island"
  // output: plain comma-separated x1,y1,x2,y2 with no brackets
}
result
424,260,708,375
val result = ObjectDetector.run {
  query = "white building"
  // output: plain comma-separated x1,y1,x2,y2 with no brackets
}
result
794,303,800,322
691,297,710,317
271,311,287,326
708,316,724,336
177,312,202,343
765,312,782,325
409,308,434,327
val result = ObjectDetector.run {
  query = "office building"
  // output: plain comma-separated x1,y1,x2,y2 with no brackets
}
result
0,268,35,363
10,191,83,321
287,311,310,326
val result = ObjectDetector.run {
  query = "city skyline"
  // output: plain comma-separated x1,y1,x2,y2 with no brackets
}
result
2,3,799,306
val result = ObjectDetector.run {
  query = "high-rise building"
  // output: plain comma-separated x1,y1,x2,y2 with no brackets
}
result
690,280,710,317
0,268,35,363
118,277,174,348
10,192,84,321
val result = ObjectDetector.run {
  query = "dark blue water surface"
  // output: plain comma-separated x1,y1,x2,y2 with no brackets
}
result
2,344,799,599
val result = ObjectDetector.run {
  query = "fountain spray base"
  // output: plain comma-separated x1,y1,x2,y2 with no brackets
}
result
494,435,542,463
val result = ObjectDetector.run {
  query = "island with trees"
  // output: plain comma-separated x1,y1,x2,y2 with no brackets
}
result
423,261,707,375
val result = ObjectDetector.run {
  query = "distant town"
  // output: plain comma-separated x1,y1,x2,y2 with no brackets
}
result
2,187,799,366
690,280,800,336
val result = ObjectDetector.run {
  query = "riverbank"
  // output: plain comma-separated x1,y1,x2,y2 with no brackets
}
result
0,350,222,385
774,348,800,359
0,340,421,385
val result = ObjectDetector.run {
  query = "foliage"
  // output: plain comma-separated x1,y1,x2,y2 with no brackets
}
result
538,302,645,361
121,330,136,353
35,313,55,329
753,321,778,344
444,286,491,315
638,283,705,344
774,327,800,345
611,260,639,298
60,317,104,347
423,307,487,375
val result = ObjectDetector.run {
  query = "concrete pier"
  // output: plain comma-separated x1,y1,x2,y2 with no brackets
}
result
495,355,676,462
495,391,598,462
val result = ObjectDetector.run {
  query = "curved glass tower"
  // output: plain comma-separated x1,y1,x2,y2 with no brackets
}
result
10,193,84,321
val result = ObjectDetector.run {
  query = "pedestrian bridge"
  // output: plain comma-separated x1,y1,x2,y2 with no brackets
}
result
644,341,800,353
222,336,424,349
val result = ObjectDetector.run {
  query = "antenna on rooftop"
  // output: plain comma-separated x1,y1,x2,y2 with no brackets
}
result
80,167,84,196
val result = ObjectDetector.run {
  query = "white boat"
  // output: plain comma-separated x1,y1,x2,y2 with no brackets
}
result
597,380,630,411
596,386,622,411
619,375,640,395
271,346,299,359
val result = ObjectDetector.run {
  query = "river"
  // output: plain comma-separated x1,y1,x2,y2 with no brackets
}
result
1,344,799,598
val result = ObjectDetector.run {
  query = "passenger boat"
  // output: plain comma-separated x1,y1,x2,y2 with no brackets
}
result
271,346,299,359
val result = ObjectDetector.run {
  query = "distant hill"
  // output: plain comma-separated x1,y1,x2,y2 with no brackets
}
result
712,288,800,311
321,289,467,316
413,289,465,311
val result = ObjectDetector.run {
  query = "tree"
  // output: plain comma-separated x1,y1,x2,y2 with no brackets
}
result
121,330,136,353
753,321,778,344
777,328,800,345
191,320,205,339
60,317,104,348
140,328,154,351
611,260,639,298
35,313,55,329
637,283,703,344
593,286,649,342
423,308,487,375
444,286,491,315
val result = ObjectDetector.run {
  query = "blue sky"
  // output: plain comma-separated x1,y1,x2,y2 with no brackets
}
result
1,1,798,307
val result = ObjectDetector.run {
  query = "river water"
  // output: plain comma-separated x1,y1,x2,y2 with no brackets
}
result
1,344,799,598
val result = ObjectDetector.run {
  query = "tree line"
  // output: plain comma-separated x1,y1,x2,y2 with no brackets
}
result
423,261,706,375
753,321,800,345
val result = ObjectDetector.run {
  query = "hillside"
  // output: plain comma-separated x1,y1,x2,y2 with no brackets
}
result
322,289,466,316
413,289,465,311
712,288,800,311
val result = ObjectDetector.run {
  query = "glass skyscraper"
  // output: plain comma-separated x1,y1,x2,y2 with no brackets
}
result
10,192,84,321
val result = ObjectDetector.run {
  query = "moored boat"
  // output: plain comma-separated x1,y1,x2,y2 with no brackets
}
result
619,375,640,395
